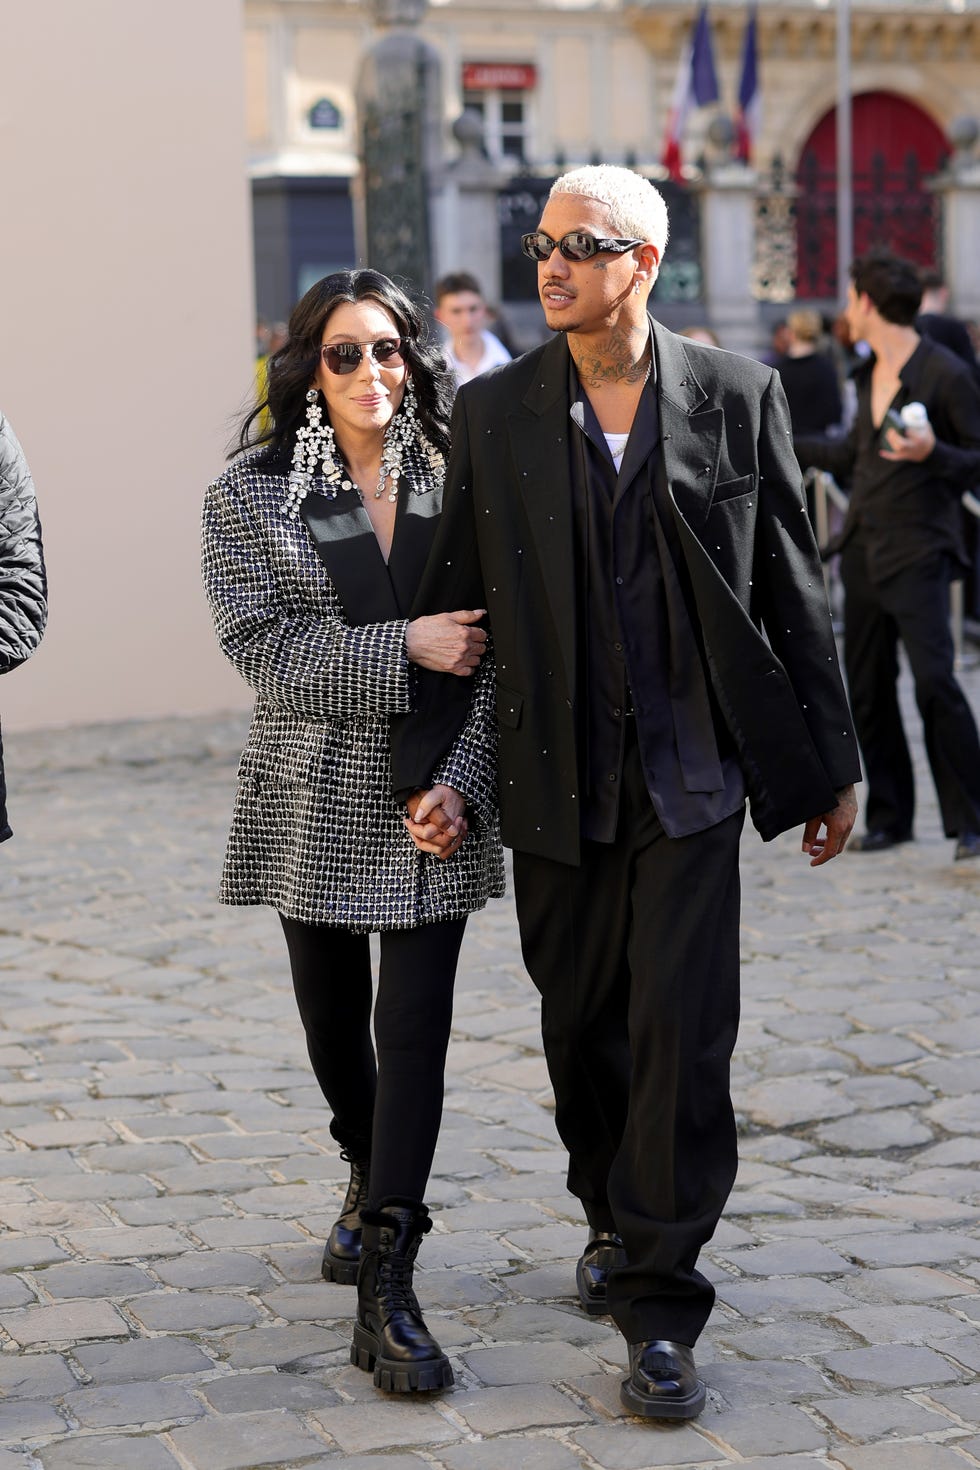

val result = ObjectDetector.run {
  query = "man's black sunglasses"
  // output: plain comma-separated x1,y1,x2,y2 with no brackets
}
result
520,230,645,263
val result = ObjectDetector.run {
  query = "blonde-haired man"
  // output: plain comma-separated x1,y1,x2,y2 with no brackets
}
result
393,166,858,1419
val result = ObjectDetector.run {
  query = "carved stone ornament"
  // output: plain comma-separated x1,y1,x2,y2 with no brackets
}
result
368,0,426,28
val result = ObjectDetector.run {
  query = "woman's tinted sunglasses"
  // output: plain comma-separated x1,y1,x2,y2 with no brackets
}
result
320,338,408,375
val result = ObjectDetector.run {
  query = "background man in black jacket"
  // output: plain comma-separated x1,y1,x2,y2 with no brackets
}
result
796,249,980,861
916,269,980,383
393,166,858,1420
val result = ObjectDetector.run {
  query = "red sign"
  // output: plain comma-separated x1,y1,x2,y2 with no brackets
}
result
462,62,537,91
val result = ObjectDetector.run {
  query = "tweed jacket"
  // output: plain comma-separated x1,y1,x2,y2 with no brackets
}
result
391,320,861,864
201,452,504,930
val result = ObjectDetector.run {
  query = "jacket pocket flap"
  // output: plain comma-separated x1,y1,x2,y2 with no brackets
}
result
710,474,755,506
496,686,523,730
237,745,319,787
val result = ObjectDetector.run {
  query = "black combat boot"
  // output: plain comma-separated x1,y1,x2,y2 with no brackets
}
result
321,1147,370,1285
351,1199,453,1393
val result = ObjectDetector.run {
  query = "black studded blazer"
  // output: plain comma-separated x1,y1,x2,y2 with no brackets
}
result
391,318,860,866
202,453,504,929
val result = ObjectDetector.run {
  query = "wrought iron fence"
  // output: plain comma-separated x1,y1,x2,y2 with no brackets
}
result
754,151,944,305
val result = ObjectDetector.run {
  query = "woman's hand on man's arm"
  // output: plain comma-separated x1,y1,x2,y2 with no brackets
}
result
405,611,487,675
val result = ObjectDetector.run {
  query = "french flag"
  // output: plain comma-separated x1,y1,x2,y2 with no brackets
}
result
735,7,761,165
661,5,720,182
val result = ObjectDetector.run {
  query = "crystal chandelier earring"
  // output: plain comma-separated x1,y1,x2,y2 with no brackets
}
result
283,388,355,515
376,376,423,502
388,376,446,496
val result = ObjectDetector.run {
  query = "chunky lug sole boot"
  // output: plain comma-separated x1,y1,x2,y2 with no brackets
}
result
351,1200,453,1393
321,1150,370,1285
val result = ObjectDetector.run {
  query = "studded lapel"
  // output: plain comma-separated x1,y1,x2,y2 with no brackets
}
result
652,319,724,532
507,333,577,699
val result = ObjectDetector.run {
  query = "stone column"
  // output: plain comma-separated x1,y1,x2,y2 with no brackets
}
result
931,122,980,321
354,0,444,296
696,162,762,356
939,176,980,320
431,112,511,304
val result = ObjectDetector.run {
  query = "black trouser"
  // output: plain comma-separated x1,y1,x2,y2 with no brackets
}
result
278,915,466,1207
512,732,744,1348
842,541,980,840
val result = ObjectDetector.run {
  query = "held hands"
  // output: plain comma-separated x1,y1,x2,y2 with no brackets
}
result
880,423,935,463
405,610,487,676
801,783,858,867
405,784,468,858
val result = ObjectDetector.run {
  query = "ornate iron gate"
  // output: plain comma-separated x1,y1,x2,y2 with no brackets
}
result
795,148,942,301
753,148,944,305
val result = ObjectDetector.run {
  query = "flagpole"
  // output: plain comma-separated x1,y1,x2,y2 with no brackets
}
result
836,0,853,300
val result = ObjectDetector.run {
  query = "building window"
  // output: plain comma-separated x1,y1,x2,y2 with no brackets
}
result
461,64,536,167
462,90,528,163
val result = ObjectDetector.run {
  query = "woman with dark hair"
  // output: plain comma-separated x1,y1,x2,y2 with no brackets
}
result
775,309,843,437
202,269,503,1395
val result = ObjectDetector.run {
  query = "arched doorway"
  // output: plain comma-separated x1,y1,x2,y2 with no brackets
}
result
795,92,948,300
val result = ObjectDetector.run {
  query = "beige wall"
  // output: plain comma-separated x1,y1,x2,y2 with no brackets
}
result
245,26,273,147
0,0,255,730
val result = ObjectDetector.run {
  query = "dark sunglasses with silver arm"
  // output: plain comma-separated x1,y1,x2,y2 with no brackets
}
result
520,230,645,263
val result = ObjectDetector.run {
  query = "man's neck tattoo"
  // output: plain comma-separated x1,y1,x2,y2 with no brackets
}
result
571,326,651,388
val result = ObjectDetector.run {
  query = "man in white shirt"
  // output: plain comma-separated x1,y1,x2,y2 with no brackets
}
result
434,272,512,385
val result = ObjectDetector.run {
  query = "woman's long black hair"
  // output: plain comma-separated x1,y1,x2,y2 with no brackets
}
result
236,269,454,464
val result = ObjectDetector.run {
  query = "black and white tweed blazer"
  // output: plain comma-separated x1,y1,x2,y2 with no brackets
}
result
201,453,504,930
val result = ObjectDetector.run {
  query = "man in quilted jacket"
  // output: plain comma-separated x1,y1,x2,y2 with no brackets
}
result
0,411,48,839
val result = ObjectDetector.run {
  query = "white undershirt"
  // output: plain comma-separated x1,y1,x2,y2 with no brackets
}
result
604,432,630,472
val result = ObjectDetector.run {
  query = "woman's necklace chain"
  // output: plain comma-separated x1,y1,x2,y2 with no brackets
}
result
348,451,401,504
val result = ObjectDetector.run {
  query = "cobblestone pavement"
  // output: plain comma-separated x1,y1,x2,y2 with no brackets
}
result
0,660,978,1470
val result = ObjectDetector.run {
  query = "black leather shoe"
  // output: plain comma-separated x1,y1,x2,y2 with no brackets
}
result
620,1340,706,1420
850,830,912,853
575,1231,626,1316
954,832,980,861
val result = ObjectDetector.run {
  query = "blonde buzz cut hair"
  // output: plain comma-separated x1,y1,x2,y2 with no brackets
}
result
549,165,669,258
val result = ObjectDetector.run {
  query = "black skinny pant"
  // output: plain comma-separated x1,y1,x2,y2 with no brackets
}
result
278,915,466,1207
513,728,745,1348
842,541,980,839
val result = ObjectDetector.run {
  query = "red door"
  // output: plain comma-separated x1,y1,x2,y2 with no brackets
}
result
795,92,948,300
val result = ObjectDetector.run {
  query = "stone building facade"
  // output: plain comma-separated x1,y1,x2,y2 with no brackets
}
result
244,0,980,344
